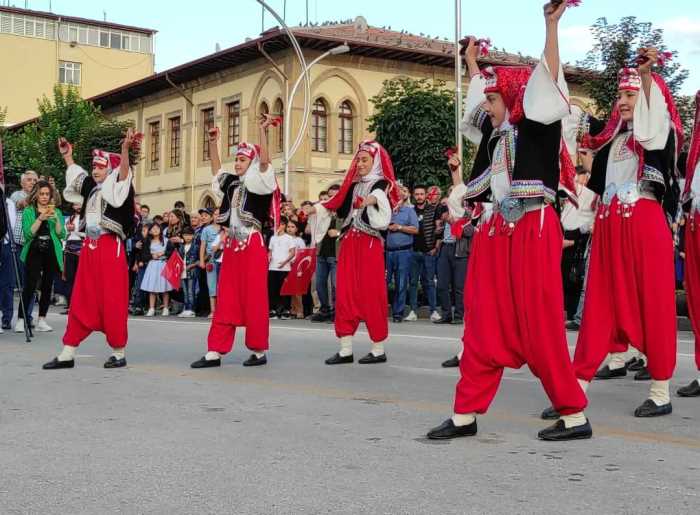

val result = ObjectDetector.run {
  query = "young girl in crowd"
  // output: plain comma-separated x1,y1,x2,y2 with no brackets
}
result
286,218,307,319
268,217,296,319
141,223,172,316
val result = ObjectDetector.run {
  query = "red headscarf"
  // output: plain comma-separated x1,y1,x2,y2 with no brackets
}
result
234,141,282,229
322,140,400,211
581,72,684,181
92,149,121,171
481,65,532,125
684,90,700,201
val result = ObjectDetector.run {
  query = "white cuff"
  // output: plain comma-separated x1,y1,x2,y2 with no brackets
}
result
447,183,468,219
101,169,133,208
243,163,277,195
634,80,670,151
309,203,332,246
367,189,391,230
460,75,488,145
211,169,231,200
63,163,88,204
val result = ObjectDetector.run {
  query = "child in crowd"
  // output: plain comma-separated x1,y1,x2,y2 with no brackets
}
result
141,223,172,316
178,226,199,318
268,217,296,319
199,211,220,318
286,219,307,319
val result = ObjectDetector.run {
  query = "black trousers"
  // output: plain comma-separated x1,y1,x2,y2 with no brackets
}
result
268,270,290,313
64,252,80,306
195,267,210,315
19,246,57,319
437,243,468,320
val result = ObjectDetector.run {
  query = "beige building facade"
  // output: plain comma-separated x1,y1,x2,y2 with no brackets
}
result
83,19,593,213
0,6,155,126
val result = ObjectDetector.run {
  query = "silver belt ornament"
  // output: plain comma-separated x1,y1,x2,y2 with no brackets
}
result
600,181,649,219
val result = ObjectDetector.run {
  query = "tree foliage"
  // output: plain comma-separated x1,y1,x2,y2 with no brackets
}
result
2,86,136,189
368,78,474,190
580,17,689,121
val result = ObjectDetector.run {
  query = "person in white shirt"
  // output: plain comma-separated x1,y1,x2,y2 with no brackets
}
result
63,203,84,313
268,219,297,319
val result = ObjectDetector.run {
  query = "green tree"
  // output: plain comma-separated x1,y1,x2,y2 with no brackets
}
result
580,17,689,119
2,86,137,188
368,77,474,190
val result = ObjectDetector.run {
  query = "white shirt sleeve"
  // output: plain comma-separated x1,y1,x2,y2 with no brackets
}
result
523,53,570,125
633,80,670,151
367,189,391,230
211,169,231,200
460,75,487,145
308,202,333,246
561,105,586,156
243,164,277,195
101,169,133,208
63,163,89,204
447,183,468,219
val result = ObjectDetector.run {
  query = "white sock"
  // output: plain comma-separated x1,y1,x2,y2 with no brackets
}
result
457,348,464,360
577,378,590,393
608,352,626,370
57,345,76,362
649,380,670,406
452,413,476,427
338,336,353,357
205,351,221,361
697,375,700,384
111,348,125,360
560,411,587,429
254,351,265,359
371,341,385,357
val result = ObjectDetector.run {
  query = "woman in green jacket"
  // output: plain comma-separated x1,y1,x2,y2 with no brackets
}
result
17,180,66,333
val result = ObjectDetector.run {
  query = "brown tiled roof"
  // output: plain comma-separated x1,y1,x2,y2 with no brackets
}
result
0,5,157,35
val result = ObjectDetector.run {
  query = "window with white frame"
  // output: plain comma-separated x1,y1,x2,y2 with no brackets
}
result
59,61,81,86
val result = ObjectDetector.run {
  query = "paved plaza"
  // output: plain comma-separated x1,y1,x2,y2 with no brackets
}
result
1,315,698,514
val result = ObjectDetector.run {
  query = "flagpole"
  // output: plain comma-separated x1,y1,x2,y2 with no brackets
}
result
454,0,463,173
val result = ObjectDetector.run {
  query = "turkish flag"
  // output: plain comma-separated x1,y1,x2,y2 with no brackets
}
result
161,251,184,290
281,248,316,296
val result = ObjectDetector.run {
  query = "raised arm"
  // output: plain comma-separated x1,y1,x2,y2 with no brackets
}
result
119,128,135,182
637,47,658,108
543,1,567,82
58,137,75,167
258,114,274,172
464,37,480,80
208,127,222,176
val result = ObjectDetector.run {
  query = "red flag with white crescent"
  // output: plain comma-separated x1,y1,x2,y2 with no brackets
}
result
281,248,317,296
161,251,184,290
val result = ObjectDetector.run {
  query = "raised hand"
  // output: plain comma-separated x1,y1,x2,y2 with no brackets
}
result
122,127,135,152
259,113,274,131
58,137,72,157
543,1,567,24
207,127,220,143
637,47,658,74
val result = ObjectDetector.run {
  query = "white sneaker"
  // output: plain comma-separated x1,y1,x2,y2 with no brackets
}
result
35,319,53,332
15,320,26,333
178,310,195,318
404,310,418,322
54,295,67,307
161,308,170,317
430,311,442,322
145,308,155,317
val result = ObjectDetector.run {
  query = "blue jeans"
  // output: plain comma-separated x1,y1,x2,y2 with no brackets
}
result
131,266,147,308
386,249,413,318
408,251,437,312
0,241,17,326
182,276,196,311
315,256,337,312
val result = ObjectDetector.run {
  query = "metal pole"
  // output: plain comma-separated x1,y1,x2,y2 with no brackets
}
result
454,0,463,174
256,0,311,196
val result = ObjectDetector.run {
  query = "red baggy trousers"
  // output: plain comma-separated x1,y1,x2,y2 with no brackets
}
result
207,232,269,354
63,234,128,349
454,206,588,416
573,198,677,381
334,228,388,343
685,212,700,371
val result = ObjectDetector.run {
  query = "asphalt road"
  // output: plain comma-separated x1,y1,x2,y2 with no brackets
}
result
1,314,698,515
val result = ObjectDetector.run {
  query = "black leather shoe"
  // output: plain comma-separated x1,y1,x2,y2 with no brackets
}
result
625,357,639,370
628,358,647,372
310,312,330,323
565,321,580,331
595,365,627,379
633,367,651,381
441,356,459,368
540,406,560,420
42,357,74,370
538,419,592,441
677,380,700,397
243,354,267,367
190,356,221,369
392,317,403,323
427,418,477,440
325,353,353,365
451,318,464,325
103,356,126,369
358,352,387,364
634,399,672,418
433,317,453,325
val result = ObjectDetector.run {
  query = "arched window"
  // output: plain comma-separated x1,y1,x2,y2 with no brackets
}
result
311,99,328,152
273,98,284,153
338,101,354,154
202,195,216,209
